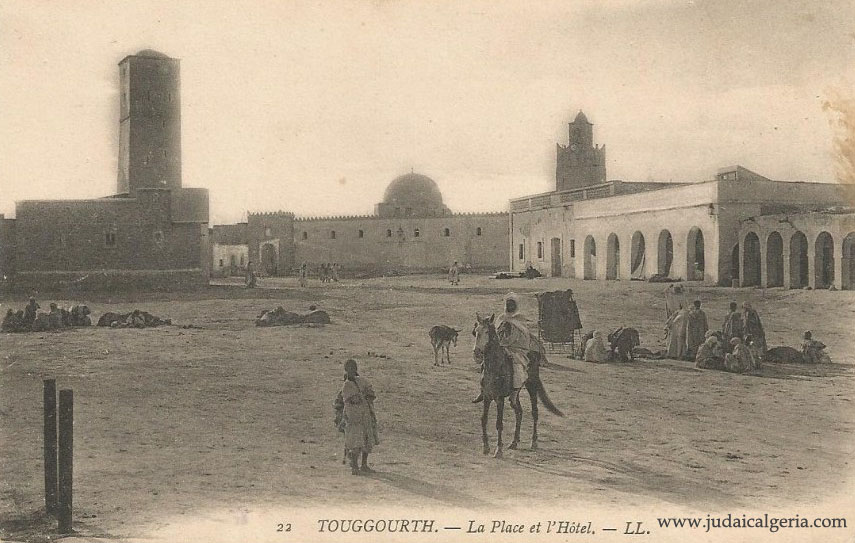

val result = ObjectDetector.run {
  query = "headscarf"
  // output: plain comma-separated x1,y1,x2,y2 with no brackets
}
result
742,301,752,311
704,330,716,339
730,337,742,346
343,358,359,380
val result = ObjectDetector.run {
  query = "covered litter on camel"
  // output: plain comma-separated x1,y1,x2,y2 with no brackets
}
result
255,306,331,326
535,289,582,354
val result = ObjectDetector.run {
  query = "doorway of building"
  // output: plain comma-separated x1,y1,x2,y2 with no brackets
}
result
261,243,278,276
550,237,562,277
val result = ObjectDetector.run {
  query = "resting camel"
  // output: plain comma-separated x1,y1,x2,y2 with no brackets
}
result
472,313,563,457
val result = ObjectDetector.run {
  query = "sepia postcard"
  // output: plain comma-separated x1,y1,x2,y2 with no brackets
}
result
1,1,854,542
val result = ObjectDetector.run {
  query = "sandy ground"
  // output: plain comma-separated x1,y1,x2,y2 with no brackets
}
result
1,275,854,542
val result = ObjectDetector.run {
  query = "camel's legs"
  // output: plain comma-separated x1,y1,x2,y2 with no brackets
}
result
481,399,491,455
508,389,522,449
494,397,505,458
527,382,539,450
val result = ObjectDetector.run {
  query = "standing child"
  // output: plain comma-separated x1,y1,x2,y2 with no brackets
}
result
333,359,379,475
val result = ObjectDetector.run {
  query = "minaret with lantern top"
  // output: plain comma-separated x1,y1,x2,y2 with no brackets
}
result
555,110,606,191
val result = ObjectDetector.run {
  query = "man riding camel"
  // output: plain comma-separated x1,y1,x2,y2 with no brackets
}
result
474,292,544,402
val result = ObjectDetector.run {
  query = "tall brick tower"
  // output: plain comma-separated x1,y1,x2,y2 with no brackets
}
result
555,110,606,191
117,50,182,195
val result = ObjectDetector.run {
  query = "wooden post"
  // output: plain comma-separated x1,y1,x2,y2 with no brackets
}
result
43,379,58,516
58,389,73,534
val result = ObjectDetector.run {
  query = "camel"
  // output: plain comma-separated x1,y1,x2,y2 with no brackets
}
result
472,313,563,457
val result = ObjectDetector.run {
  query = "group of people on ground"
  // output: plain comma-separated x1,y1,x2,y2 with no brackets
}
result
319,263,341,283
2,298,91,333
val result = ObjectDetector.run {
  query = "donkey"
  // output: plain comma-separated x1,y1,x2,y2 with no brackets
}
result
472,313,563,457
429,325,460,366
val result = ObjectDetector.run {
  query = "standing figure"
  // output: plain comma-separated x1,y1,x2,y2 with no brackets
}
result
664,304,689,360
448,261,460,285
245,261,257,288
23,297,40,329
741,302,766,358
721,301,743,352
333,359,379,475
685,300,709,359
299,262,308,287
332,263,340,282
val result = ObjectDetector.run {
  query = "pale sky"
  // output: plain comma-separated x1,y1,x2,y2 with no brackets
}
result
1,0,854,225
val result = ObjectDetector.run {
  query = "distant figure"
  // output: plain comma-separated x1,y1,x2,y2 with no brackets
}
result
664,304,689,360
741,302,766,358
725,337,755,373
685,300,708,359
23,297,39,328
584,330,609,363
48,303,64,329
721,301,743,351
332,263,340,282
801,331,831,364
2,309,20,333
320,263,328,283
245,261,257,288
448,261,460,285
695,330,725,370
333,359,379,475
299,262,308,287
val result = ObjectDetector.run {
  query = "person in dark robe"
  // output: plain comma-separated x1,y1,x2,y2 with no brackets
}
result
721,301,743,353
685,300,709,359
23,297,39,328
741,301,766,359
801,331,831,364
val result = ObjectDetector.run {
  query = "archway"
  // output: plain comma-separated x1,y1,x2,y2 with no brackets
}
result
766,232,784,287
606,233,620,280
815,231,834,289
686,227,704,281
630,231,646,280
657,230,673,277
843,233,855,290
743,232,761,286
731,243,739,284
789,231,809,288
261,243,277,276
583,235,597,280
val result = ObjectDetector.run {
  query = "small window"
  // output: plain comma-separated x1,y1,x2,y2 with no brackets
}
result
537,242,543,259
443,228,450,237
162,149,167,158
219,259,224,268
240,255,245,266
105,232,117,248
230,255,237,267
153,230,164,244
330,230,336,239
414,228,420,238
301,231,308,240
518,244,524,260
358,229,364,238
265,227,272,238
476,227,482,236
386,229,392,237
570,239,576,258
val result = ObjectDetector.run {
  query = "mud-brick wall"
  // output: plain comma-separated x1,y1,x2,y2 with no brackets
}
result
0,215,15,281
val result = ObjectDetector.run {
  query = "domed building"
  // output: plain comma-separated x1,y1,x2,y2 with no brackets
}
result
375,173,450,218
220,171,509,277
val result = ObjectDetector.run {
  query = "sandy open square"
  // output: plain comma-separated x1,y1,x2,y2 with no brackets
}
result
1,275,854,542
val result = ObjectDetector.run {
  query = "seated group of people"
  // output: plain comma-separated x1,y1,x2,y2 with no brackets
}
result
96,309,171,328
2,298,91,333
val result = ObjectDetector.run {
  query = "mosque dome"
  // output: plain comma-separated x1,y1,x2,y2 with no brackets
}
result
135,49,171,59
376,172,449,218
383,173,445,209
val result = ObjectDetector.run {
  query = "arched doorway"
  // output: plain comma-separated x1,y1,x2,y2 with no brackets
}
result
686,227,704,281
815,231,834,289
583,235,597,280
743,232,761,286
731,243,740,284
630,231,646,280
843,233,855,290
657,230,673,277
766,232,784,287
789,232,809,288
606,233,620,280
261,243,278,276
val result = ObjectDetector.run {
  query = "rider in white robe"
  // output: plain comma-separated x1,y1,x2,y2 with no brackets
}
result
495,293,543,389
